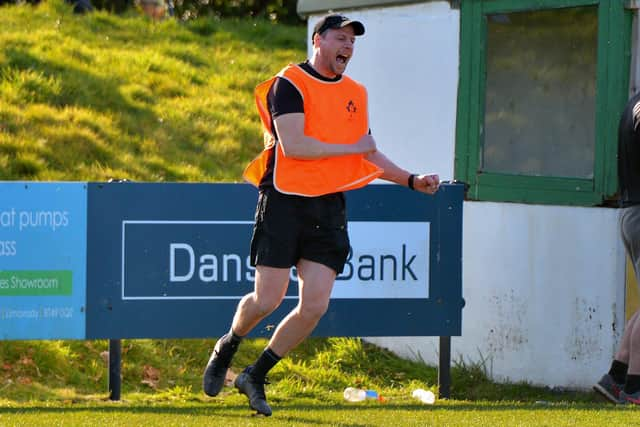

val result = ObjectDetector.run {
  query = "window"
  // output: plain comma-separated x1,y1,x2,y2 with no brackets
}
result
455,0,632,205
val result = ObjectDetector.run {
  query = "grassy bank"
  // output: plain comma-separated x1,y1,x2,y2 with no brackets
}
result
1,2,638,425
1,337,637,426
0,0,305,182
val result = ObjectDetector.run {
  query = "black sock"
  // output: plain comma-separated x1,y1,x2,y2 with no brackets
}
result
228,328,244,345
624,374,640,394
249,348,282,381
609,360,628,384
216,329,243,356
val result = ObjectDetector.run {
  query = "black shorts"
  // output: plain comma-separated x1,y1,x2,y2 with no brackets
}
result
249,188,350,274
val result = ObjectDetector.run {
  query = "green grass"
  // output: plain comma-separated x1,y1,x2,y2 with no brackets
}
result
0,0,305,182
1,337,638,426
0,401,639,427
1,1,639,425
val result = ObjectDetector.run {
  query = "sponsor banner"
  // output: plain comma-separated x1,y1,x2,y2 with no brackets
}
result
121,221,428,300
334,221,429,299
0,271,73,296
86,183,462,338
0,182,462,340
0,183,87,339
122,221,255,300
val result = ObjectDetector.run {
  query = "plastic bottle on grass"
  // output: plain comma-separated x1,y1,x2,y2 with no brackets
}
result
343,387,384,402
412,388,436,404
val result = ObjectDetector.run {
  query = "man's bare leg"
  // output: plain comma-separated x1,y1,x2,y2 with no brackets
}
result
594,311,640,403
203,265,290,398
615,311,640,365
267,259,337,356
622,311,640,402
232,266,291,336
234,261,335,416
628,313,640,373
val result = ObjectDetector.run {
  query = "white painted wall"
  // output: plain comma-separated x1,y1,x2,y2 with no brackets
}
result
369,202,627,389
308,1,459,179
307,1,628,389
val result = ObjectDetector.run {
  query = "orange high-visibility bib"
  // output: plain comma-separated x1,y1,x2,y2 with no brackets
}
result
243,64,383,197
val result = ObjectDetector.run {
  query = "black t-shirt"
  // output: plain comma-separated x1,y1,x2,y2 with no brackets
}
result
258,61,342,189
268,61,342,120
618,92,640,207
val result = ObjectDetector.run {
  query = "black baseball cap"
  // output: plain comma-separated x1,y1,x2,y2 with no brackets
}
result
312,14,365,38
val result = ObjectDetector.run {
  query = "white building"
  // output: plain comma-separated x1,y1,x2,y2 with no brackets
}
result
298,0,640,389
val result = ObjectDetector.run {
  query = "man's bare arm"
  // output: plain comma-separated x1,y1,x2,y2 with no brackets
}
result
366,150,440,195
274,113,376,159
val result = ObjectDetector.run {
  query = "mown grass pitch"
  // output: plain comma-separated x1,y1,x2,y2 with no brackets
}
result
0,397,638,427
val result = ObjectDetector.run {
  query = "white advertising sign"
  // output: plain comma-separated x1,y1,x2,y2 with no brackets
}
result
333,221,430,299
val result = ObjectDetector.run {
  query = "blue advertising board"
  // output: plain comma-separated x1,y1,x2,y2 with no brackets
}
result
0,182,87,339
86,182,463,339
0,181,463,340
122,221,255,300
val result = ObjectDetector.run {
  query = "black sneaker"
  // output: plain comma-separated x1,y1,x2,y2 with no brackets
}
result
593,373,624,404
234,366,272,416
203,334,239,397
620,389,640,405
